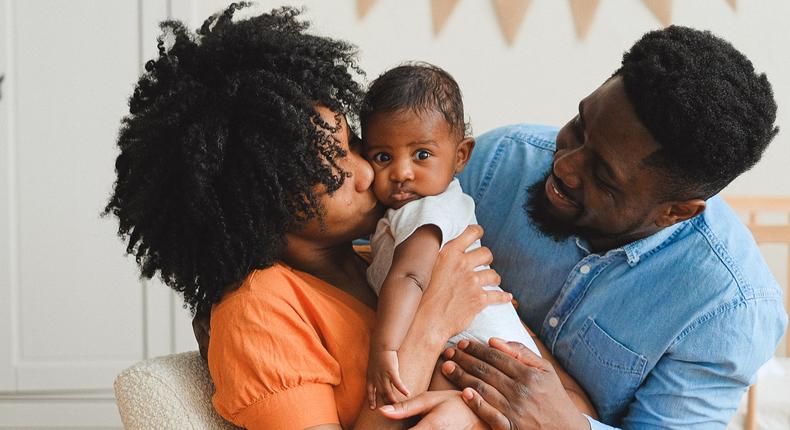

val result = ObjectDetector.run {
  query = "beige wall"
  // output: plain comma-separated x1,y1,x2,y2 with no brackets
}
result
193,0,790,196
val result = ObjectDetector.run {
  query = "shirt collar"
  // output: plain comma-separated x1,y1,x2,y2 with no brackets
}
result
573,221,688,267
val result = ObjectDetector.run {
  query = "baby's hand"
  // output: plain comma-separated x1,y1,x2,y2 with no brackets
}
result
366,349,410,409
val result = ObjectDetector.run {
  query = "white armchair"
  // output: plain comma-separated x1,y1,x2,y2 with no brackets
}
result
113,351,239,430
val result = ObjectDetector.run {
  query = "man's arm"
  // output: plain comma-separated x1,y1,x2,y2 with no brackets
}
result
439,296,786,430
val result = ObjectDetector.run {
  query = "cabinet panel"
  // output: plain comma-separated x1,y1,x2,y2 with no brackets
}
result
0,0,17,392
14,1,144,364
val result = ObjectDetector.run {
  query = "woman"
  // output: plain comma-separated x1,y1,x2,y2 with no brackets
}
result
106,4,592,429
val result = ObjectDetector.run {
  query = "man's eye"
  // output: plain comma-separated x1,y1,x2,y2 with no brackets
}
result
596,175,615,200
373,152,391,163
572,116,584,142
414,150,431,161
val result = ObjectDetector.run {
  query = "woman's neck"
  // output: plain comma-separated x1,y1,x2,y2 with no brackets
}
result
281,236,374,307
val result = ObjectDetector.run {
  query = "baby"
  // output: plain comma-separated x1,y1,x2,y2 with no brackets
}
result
361,63,540,408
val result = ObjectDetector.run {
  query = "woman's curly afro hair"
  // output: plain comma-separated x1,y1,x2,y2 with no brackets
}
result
104,3,364,314
616,25,778,198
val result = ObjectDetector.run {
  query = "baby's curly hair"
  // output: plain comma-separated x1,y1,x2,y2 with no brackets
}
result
616,25,778,199
104,3,364,314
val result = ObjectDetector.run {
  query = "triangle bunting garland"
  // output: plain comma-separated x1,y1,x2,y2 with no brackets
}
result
491,0,533,45
431,0,461,36
569,0,601,40
641,0,672,27
356,0,377,19
352,1,740,43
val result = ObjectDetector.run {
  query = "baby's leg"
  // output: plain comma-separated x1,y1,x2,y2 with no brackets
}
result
428,359,456,392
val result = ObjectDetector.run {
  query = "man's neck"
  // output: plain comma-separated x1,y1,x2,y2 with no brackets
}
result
586,225,662,254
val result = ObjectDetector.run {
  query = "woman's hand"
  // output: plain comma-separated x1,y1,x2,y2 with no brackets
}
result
440,338,591,430
379,390,489,430
420,225,510,341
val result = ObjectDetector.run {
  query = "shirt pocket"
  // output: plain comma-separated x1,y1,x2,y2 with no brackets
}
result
565,317,647,423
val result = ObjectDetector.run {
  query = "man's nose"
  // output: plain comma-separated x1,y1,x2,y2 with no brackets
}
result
553,149,583,189
389,159,414,183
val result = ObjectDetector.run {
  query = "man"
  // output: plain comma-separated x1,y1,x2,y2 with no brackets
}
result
384,25,787,429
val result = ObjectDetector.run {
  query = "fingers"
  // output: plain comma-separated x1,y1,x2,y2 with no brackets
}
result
381,375,399,405
461,388,512,430
464,245,494,268
455,340,524,379
388,369,411,399
482,288,511,306
490,338,546,370
474,267,502,288
443,225,484,253
378,391,454,419
440,357,510,412
367,382,377,409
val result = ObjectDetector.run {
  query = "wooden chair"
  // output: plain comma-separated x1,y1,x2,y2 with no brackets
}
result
724,196,790,430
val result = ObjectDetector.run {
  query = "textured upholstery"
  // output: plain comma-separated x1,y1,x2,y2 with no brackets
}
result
114,351,239,430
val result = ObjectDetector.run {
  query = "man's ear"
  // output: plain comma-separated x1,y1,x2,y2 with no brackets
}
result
655,199,706,228
455,137,475,173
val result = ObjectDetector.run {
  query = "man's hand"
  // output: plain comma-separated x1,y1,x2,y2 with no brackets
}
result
192,307,211,361
378,390,489,430
441,338,591,430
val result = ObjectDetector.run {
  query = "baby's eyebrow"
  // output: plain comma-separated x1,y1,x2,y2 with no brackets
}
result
408,139,439,147
363,141,389,151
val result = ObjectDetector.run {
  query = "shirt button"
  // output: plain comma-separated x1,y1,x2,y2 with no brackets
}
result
548,317,559,328
579,264,591,274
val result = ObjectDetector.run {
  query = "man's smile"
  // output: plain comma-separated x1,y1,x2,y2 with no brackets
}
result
545,174,580,213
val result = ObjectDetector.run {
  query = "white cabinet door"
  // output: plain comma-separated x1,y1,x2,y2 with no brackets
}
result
11,0,145,392
0,0,194,426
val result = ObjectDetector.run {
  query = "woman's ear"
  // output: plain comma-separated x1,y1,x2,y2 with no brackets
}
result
455,137,475,173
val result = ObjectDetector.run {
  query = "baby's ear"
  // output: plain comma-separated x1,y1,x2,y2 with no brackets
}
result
455,137,475,173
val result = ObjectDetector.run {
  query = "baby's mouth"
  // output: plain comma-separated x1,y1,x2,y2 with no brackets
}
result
390,191,416,202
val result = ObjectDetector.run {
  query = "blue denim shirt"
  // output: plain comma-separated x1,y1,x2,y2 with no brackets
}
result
457,124,788,429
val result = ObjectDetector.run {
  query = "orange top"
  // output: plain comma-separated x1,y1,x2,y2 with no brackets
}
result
208,263,376,429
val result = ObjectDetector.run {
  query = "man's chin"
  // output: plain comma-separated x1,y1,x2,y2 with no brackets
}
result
524,179,582,243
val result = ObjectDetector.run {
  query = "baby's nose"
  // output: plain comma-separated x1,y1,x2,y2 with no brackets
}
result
389,161,415,182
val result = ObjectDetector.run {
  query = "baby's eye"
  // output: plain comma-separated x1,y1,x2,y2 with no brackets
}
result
372,152,391,163
414,150,431,161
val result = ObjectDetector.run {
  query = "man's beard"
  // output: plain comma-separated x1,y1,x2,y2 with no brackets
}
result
524,175,649,246
523,177,585,243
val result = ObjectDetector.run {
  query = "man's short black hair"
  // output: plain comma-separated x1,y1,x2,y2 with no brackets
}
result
360,62,469,138
616,25,778,199
104,3,363,314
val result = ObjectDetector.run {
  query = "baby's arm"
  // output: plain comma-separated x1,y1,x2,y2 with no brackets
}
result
368,224,442,408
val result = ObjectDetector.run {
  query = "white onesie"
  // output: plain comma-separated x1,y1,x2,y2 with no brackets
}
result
366,178,540,354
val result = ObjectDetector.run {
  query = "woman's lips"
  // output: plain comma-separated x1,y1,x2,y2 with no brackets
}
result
545,175,579,211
